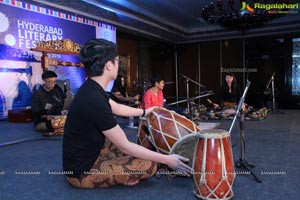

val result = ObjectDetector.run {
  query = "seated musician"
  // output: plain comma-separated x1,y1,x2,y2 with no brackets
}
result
214,72,241,110
31,70,65,136
63,38,191,188
142,75,165,109
110,74,140,106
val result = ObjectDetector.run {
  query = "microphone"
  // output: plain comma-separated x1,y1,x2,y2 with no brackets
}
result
63,80,67,99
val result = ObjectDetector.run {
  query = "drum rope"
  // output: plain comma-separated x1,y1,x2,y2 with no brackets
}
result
170,110,181,140
150,109,200,153
145,117,161,153
221,138,227,180
155,108,199,133
198,137,220,199
195,133,234,200
192,136,198,177
147,112,171,154
157,113,172,152
200,137,207,184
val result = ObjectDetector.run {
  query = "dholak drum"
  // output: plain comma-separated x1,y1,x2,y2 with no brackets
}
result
170,129,235,200
146,107,200,154
137,117,155,150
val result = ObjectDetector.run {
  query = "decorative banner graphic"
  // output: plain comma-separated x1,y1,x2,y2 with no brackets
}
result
0,0,116,119
292,38,300,95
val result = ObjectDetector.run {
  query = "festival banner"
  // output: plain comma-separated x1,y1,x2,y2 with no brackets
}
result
0,1,116,119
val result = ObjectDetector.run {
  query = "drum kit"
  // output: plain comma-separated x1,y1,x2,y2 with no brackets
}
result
137,107,235,200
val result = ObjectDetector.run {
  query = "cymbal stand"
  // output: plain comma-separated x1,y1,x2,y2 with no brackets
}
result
185,78,190,115
180,74,206,119
143,82,149,95
229,80,262,183
166,92,213,107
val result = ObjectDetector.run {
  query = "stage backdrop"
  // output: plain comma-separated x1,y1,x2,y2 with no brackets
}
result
0,0,116,119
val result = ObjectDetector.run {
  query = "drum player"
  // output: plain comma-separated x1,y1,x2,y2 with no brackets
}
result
62,38,192,188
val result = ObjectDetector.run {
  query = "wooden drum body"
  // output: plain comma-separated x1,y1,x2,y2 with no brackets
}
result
170,129,235,199
137,117,155,150
137,108,235,199
145,107,200,154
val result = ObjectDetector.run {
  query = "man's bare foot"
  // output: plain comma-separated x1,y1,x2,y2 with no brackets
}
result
124,180,139,186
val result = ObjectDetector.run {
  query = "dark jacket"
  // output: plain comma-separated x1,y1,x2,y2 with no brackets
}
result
31,85,65,126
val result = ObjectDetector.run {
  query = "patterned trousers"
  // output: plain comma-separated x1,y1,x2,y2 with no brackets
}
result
66,138,157,188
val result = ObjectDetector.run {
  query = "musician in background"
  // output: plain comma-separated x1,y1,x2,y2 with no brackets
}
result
111,74,140,106
32,70,65,135
214,73,241,110
142,75,165,109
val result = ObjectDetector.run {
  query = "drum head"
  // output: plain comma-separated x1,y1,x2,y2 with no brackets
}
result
169,133,203,168
169,129,230,168
200,129,230,139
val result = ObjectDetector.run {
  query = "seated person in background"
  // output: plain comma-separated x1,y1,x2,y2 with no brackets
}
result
214,72,241,110
111,74,140,106
142,75,165,109
32,70,65,136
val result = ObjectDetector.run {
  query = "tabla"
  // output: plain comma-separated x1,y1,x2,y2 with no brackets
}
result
145,107,200,154
170,129,235,200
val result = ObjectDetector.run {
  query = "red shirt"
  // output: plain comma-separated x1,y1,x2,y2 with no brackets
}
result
142,89,164,109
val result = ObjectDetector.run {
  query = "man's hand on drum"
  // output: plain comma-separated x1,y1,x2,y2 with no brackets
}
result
145,106,159,116
166,154,192,177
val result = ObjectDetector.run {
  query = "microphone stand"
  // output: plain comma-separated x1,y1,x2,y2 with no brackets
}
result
166,92,213,106
268,73,284,114
185,78,190,115
143,82,150,94
179,74,207,120
180,74,206,88
63,80,68,99
265,72,274,91
229,80,262,183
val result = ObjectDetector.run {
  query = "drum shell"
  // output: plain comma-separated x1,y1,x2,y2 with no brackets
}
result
147,108,200,153
137,118,154,150
193,129,235,199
